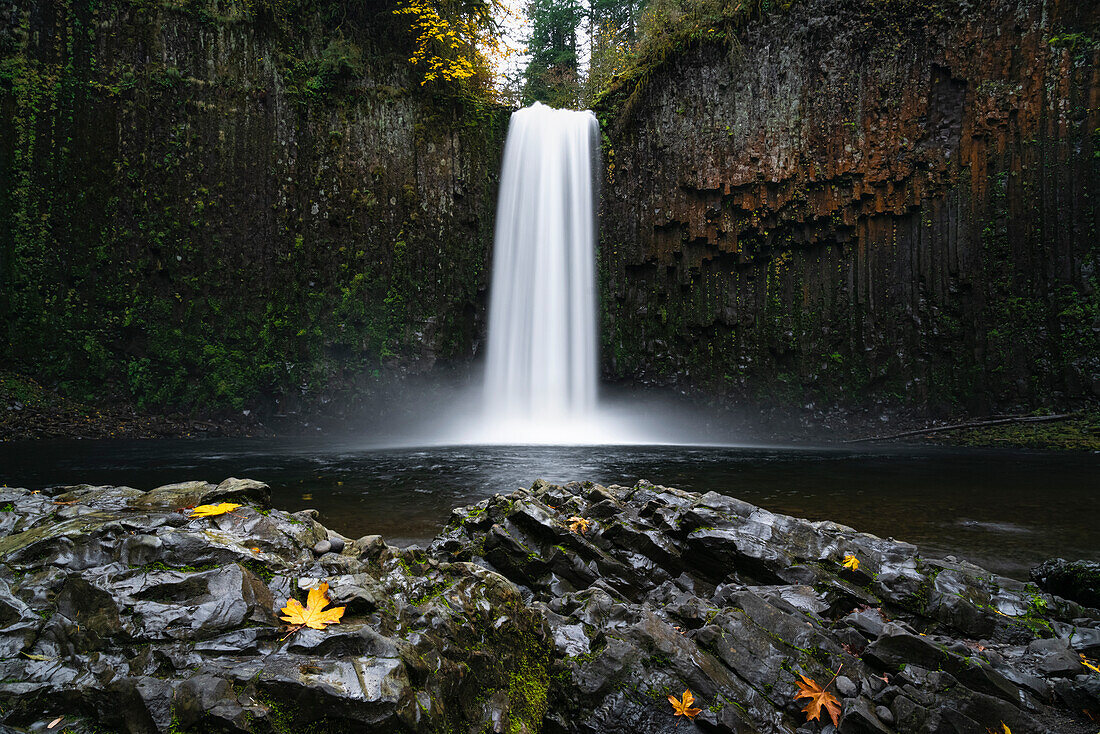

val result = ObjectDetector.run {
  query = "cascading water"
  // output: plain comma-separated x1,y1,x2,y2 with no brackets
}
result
480,103,601,443
381,103,731,447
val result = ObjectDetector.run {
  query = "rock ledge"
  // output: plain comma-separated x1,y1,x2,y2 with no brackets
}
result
1,478,1098,733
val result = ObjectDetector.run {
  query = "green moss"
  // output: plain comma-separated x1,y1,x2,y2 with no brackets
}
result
0,0,508,415
937,413,1100,451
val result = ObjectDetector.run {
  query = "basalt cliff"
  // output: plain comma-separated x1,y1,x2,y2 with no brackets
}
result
598,0,1100,414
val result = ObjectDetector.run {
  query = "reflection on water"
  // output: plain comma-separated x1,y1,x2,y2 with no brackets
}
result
1,438,1096,579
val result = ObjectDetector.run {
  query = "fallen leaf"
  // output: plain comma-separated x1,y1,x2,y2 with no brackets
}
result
567,516,591,534
795,674,842,727
842,554,860,571
1082,654,1100,675
47,717,62,730
668,689,702,722
250,547,261,554
21,652,53,661
189,502,241,518
280,583,346,631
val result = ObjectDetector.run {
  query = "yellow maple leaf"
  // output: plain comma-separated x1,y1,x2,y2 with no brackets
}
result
668,689,702,721
280,583,346,630
567,516,591,534
795,674,842,727
842,554,860,571
189,502,241,518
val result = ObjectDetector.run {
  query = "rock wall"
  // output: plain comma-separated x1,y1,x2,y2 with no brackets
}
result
598,0,1100,413
0,0,507,413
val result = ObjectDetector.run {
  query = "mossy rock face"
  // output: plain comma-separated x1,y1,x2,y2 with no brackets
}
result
595,0,1100,414
0,0,509,417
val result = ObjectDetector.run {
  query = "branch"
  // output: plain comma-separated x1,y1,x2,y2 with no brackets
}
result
843,413,1077,444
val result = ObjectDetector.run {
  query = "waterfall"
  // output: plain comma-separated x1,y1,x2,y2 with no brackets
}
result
481,103,600,443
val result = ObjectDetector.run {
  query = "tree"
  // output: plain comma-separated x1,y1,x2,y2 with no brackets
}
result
395,0,514,91
522,0,583,107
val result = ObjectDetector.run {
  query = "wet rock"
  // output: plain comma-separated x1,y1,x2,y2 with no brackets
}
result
1031,558,1100,609
2,477,1096,733
432,479,1095,733
0,481,552,734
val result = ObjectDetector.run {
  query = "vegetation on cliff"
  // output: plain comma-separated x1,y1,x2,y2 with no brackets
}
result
0,0,508,416
593,0,1100,415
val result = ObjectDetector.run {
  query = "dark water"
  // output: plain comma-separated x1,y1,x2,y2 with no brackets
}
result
1,438,1096,579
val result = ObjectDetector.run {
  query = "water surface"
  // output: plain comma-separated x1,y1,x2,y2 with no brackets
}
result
1,439,1096,579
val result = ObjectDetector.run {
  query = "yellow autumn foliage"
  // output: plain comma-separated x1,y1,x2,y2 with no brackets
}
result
394,0,517,89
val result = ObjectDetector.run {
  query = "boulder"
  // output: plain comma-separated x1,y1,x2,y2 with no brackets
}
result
1,478,1097,733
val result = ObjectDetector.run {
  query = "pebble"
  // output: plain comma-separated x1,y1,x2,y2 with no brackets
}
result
312,539,331,555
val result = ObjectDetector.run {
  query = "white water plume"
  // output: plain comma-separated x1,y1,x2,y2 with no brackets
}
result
473,103,610,443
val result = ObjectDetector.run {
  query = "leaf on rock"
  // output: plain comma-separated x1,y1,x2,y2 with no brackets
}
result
668,689,701,721
842,554,860,571
1082,654,1100,675
795,674,842,727
280,583,346,630
567,516,591,534
189,502,241,518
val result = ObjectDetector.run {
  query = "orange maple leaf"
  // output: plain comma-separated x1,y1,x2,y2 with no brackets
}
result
567,516,591,534
668,689,702,722
795,674,842,727
280,583,346,631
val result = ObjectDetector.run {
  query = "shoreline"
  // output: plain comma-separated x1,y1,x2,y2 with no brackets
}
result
4,371,1098,449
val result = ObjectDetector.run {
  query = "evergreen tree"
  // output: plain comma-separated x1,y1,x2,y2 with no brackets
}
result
521,0,583,107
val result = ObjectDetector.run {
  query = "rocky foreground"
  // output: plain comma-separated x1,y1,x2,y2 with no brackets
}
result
0,479,1098,733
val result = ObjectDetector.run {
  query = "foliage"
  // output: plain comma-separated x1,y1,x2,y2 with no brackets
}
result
395,0,515,90
842,554,860,571
584,19,634,104
668,689,702,721
567,515,591,534
189,502,242,518
522,0,583,106
0,0,507,416
280,583,347,631
794,672,842,727
591,0,781,116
